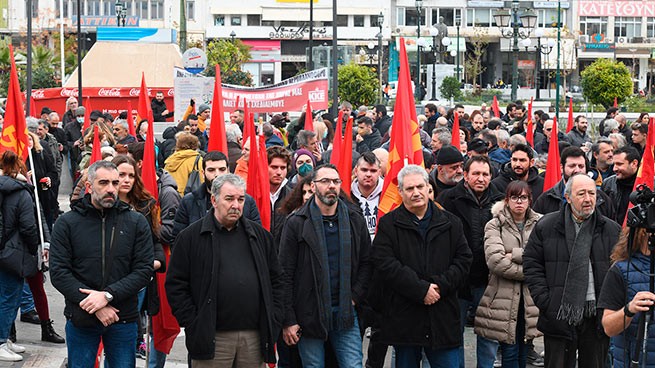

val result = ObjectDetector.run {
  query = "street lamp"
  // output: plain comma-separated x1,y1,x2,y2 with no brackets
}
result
455,16,461,82
115,0,127,27
415,0,423,100
427,25,450,100
230,30,236,43
526,29,555,100
494,1,537,101
377,11,384,104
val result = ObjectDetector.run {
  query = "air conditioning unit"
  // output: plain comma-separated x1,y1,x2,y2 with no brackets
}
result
633,36,644,43
617,37,627,44
578,35,589,43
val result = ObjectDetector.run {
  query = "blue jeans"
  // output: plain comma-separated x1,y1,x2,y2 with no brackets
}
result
298,310,363,368
459,286,499,368
65,320,138,368
395,346,459,368
148,334,167,368
20,281,36,314
0,268,23,343
500,294,527,368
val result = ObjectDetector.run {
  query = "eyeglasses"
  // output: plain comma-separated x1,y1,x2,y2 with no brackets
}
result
313,178,342,185
544,128,552,131
509,195,529,203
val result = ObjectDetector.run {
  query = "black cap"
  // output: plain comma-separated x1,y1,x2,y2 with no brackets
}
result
468,138,488,154
436,145,464,165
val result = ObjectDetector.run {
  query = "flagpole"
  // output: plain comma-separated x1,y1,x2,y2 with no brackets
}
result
27,148,46,250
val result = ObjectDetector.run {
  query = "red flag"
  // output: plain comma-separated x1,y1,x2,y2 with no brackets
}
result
83,97,92,131
207,65,228,154
304,100,314,131
152,246,180,353
330,111,344,166
137,72,153,125
337,117,353,196
614,97,618,108
126,100,136,138
0,46,29,161
29,95,37,118
139,75,158,199
650,117,655,148
88,125,102,165
492,95,501,118
378,38,424,219
235,95,240,111
526,97,534,147
624,118,655,226
566,98,574,133
543,117,561,191
451,111,461,150
246,116,271,230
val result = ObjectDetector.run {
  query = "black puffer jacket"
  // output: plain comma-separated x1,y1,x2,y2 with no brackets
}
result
0,176,40,256
437,180,504,289
600,174,635,224
491,164,544,202
524,208,620,340
533,179,616,219
50,195,154,324
370,202,472,349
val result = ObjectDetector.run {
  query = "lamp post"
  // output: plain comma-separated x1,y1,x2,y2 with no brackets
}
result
230,30,236,43
428,26,450,100
76,0,82,104
415,0,423,101
527,29,555,100
455,16,461,82
115,0,127,26
377,11,384,104
494,1,537,101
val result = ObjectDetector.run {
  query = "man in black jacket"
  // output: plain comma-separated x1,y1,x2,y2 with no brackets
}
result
437,155,504,368
371,165,472,367
279,164,371,367
491,143,544,203
600,145,639,224
172,151,260,240
355,117,382,154
372,104,392,138
151,91,174,122
166,174,283,366
524,174,620,368
50,161,154,367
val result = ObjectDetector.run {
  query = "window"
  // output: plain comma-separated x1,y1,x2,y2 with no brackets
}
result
647,18,655,38
55,0,68,18
465,8,491,27
247,14,260,26
262,20,275,27
150,0,163,19
31,0,39,17
187,1,195,21
87,0,101,16
615,17,642,40
280,20,301,27
214,15,225,26
405,7,425,26
537,9,566,28
104,1,114,16
337,15,348,26
397,7,405,26
580,16,608,38
323,21,332,27
370,15,380,28
231,15,242,26
137,0,148,19
354,15,364,27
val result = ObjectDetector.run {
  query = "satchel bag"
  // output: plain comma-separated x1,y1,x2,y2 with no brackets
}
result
184,154,202,195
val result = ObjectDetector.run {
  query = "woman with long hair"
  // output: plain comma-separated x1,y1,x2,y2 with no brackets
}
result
475,181,542,368
599,227,655,367
0,151,44,361
111,154,165,360
26,132,57,230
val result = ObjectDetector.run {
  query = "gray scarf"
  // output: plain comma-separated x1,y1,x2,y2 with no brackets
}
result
558,205,597,326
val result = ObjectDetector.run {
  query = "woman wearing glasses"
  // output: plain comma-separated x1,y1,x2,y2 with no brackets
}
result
474,181,542,368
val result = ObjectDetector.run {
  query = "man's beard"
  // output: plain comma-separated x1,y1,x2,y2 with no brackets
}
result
316,190,338,206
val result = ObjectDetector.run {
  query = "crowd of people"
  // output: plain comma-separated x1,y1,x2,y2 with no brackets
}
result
0,93,654,368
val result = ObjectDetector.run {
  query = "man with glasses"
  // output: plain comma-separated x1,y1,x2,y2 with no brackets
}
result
535,119,569,155
279,164,371,368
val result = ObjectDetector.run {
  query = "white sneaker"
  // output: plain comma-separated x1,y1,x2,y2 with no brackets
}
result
7,340,25,353
0,343,23,362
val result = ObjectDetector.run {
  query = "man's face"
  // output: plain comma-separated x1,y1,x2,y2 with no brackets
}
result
340,106,352,117
211,182,245,228
424,108,434,118
464,161,491,195
399,173,429,215
68,99,78,111
482,111,492,124
268,157,288,187
455,107,465,117
438,161,464,185
565,176,596,220
86,168,119,209
613,152,638,179
357,123,371,136
372,107,380,121
511,150,533,179
113,122,128,140
562,156,587,181
533,113,541,123
576,118,588,133
200,109,210,120
156,92,164,101
49,114,60,127
632,130,646,145
472,114,485,132
36,124,48,139
303,136,319,152
514,109,524,119
430,133,443,152
594,142,614,166
188,119,199,133
543,121,553,141
355,161,380,190
311,167,341,206
616,114,626,128
204,160,229,187
508,106,516,118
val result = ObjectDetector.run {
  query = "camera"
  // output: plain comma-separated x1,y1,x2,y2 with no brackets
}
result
627,184,655,231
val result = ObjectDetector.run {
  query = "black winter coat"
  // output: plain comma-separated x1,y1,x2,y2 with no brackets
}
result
491,164,544,203
533,179,616,219
64,120,82,163
437,181,504,289
375,115,392,137
151,99,174,122
50,195,154,325
0,176,40,256
166,213,284,362
524,208,620,340
279,199,372,339
370,202,472,349
356,128,382,154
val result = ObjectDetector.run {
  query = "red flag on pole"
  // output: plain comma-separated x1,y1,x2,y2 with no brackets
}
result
139,74,158,198
492,95,501,118
304,100,314,131
152,246,180,353
543,117,562,191
451,111,461,150
235,95,240,111
83,97,92,131
337,117,354,196
378,37,424,219
246,116,271,229
89,125,102,165
137,72,152,124
330,111,344,166
0,46,29,161
29,95,38,118
650,117,655,148
566,98,574,133
614,97,618,108
207,65,228,154
623,118,655,226
526,97,534,147
126,100,136,138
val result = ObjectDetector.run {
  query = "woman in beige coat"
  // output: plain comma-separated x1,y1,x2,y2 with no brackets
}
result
474,181,542,368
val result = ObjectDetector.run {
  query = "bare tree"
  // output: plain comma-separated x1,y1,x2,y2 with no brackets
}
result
464,28,490,95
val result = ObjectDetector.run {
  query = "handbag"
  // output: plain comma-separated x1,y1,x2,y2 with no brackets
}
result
0,231,38,278
184,154,202,195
